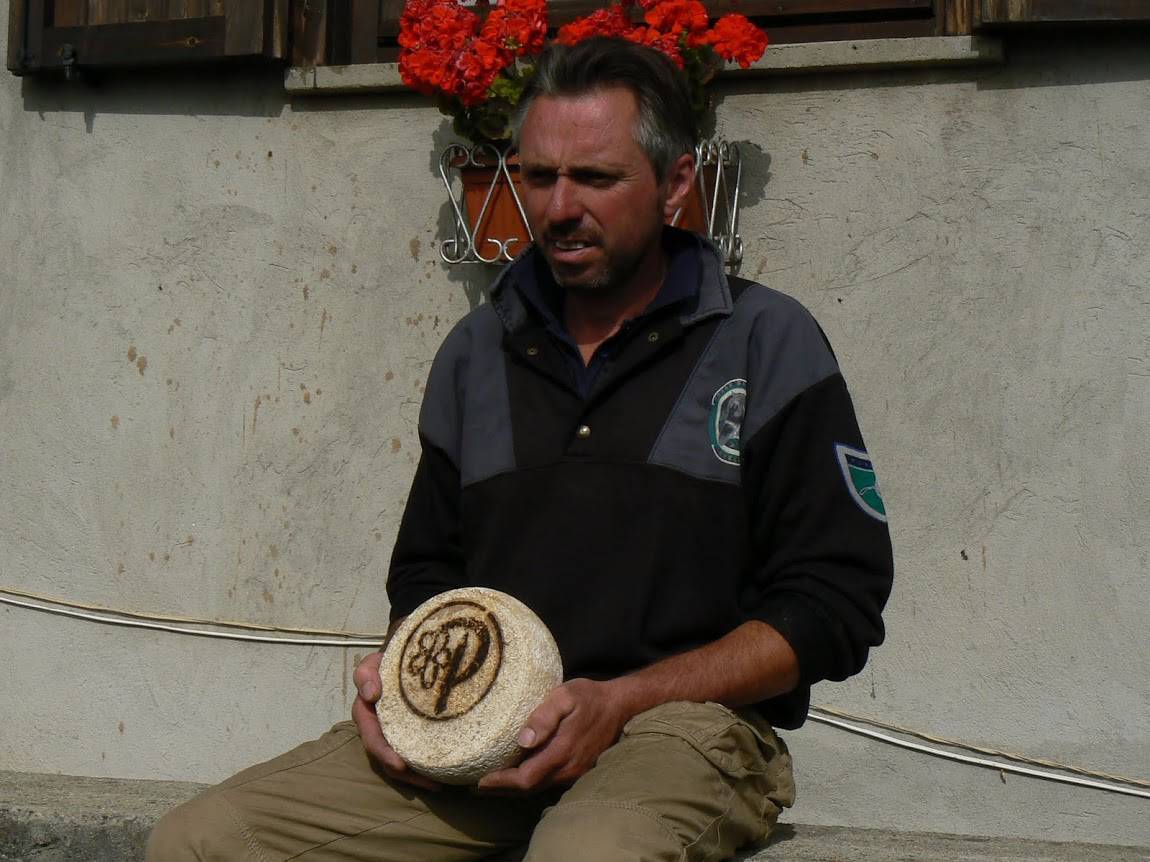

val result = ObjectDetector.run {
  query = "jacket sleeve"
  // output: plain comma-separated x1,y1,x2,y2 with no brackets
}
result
385,435,467,622
740,321,894,688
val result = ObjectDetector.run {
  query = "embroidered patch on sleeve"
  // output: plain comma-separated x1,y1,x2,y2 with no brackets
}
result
709,378,747,465
834,443,887,522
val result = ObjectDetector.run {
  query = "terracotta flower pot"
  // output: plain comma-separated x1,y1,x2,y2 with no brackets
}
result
458,158,532,262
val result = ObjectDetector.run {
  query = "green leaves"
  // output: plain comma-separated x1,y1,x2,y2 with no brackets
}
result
454,61,538,145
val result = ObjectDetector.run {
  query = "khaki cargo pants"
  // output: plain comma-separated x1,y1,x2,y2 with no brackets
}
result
147,701,794,862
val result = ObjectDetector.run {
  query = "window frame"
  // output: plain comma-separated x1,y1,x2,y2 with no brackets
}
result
7,0,288,76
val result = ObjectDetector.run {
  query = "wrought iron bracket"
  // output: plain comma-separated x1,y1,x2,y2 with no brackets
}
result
679,139,744,270
438,143,533,265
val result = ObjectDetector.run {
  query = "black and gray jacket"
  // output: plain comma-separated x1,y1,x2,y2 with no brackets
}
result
387,231,893,729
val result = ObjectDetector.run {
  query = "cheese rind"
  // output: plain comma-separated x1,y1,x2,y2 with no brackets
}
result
376,587,564,785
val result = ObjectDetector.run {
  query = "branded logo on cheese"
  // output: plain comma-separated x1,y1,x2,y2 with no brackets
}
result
709,378,747,465
399,601,504,720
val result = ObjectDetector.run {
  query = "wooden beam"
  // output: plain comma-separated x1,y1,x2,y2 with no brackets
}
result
106,0,128,23
348,0,378,63
942,0,974,32
27,0,48,63
292,0,327,65
87,0,110,26
326,0,348,63
736,17,937,42
55,0,89,26
546,0,934,15
223,0,263,54
379,0,402,42
269,0,288,57
981,0,1150,22
7,0,31,71
741,0,932,12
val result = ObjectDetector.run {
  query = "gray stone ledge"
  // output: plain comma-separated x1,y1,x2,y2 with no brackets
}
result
285,36,1004,96
3,769,1147,862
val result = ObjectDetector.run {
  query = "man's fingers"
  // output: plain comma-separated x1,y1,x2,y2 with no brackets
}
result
352,651,384,702
352,696,386,750
351,696,399,770
478,748,560,792
479,730,573,792
351,697,442,791
516,686,576,749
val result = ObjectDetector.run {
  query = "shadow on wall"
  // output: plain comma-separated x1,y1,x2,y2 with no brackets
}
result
975,30,1150,92
17,64,289,133
429,119,499,311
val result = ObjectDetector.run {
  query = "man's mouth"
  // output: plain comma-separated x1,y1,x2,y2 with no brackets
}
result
553,240,592,252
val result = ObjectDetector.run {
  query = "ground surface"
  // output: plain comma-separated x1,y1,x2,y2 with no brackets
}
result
1,770,1147,861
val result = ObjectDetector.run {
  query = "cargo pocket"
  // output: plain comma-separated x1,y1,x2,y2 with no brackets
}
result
621,701,795,840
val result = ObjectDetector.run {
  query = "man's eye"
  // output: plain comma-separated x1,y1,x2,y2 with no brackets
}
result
576,173,614,187
523,171,555,186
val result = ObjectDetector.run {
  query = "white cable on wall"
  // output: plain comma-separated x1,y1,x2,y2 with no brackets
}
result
807,710,1150,801
0,593,382,648
3,586,1148,802
0,586,388,638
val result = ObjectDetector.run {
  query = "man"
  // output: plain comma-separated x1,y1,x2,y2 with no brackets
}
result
148,37,892,861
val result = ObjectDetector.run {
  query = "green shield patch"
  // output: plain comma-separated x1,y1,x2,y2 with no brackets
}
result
834,443,887,523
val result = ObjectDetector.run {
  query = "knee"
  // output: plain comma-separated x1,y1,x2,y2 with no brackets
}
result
524,801,675,862
146,802,197,862
145,793,238,862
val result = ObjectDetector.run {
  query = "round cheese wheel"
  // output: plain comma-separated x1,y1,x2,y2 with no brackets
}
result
376,587,564,785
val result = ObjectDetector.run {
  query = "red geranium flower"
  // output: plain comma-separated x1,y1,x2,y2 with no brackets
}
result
624,26,684,68
556,5,633,45
700,14,768,68
483,0,548,55
643,0,708,36
397,0,768,142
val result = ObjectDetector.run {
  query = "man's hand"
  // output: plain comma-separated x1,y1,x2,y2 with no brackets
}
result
477,678,629,793
352,651,441,791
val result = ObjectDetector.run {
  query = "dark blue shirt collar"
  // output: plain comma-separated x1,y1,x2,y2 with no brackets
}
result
515,227,701,341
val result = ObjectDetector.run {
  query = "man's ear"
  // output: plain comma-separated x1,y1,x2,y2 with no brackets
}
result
662,152,697,221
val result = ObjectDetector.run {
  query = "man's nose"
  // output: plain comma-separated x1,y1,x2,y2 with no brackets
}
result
546,177,582,226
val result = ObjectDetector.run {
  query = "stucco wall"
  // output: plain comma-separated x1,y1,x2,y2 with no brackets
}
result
1,11,1147,847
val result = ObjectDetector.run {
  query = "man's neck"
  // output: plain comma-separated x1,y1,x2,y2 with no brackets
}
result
564,253,668,365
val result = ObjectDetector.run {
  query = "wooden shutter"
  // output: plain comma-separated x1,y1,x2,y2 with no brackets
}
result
980,0,1150,25
291,0,381,66
8,0,288,75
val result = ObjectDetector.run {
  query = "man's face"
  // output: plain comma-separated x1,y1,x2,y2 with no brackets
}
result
516,88,688,295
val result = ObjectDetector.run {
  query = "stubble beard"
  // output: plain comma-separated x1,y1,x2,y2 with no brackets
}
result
546,208,664,298
547,253,633,297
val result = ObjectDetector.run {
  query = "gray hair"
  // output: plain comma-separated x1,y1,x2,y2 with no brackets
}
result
511,37,698,181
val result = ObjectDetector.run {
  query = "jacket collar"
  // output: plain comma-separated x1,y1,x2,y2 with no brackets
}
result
486,227,734,337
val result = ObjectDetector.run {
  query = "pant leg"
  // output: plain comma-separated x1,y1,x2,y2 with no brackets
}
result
523,702,794,862
147,721,551,862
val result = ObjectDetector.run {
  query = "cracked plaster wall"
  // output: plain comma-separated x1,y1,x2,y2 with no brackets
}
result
1,16,1147,848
